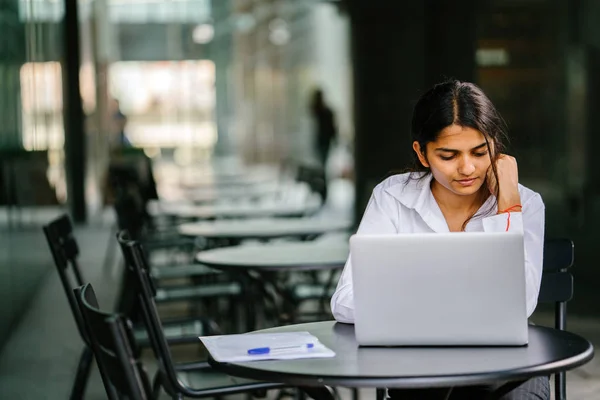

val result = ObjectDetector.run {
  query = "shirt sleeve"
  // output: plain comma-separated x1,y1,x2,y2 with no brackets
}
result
481,194,545,317
330,184,398,324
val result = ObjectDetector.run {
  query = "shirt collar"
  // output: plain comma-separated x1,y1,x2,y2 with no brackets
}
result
383,172,498,233
383,173,450,232
383,172,431,210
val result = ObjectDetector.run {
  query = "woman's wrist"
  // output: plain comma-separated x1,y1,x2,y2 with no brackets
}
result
497,193,522,213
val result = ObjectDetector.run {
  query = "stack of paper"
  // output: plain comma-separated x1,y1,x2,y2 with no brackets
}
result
200,331,335,362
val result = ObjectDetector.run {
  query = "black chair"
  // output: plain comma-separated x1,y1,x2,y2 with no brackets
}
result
42,215,219,399
103,159,196,271
538,238,575,400
108,161,191,248
295,164,327,205
108,165,242,325
42,216,101,400
116,231,286,399
74,283,152,400
485,238,576,400
282,270,339,324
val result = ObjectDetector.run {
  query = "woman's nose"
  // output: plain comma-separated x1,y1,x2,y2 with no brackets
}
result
458,157,476,176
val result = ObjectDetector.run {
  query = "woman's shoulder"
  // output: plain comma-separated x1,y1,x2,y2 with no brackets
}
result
376,172,428,190
372,172,430,206
372,172,408,195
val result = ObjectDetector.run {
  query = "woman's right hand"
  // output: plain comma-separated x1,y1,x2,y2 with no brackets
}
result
487,154,521,212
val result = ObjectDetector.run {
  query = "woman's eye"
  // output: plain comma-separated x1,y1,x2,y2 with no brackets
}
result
474,152,488,157
439,155,455,161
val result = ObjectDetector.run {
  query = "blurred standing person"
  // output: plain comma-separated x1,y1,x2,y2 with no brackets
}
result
310,88,337,167
110,98,132,149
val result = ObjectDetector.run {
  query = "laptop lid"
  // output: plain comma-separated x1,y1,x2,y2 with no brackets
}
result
350,232,528,346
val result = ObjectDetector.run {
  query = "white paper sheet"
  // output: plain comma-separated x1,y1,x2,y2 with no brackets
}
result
200,331,335,362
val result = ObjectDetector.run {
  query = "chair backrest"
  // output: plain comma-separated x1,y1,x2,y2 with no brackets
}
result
116,231,183,396
109,164,148,240
74,283,152,400
296,164,327,203
538,238,574,305
538,239,574,400
43,214,88,341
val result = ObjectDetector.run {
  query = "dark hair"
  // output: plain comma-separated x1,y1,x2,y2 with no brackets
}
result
409,80,509,229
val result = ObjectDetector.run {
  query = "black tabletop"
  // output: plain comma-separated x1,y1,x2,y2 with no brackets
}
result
210,321,594,389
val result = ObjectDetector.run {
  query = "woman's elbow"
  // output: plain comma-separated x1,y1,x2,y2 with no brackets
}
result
331,298,355,324
526,295,539,318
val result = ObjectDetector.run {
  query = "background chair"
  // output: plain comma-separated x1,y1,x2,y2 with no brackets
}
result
74,283,152,400
116,231,285,399
43,215,221,399
538,238,575,400
107,164,242,330
42,215,105,400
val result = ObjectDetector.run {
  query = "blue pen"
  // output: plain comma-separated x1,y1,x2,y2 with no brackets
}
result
247,343,314,355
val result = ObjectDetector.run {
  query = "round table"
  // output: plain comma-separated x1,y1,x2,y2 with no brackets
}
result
178,165,279,189
178,218,352,240
185,183,282,204
195,241,349,272
210,321,594,389
196,242,349,330
158,200,321,220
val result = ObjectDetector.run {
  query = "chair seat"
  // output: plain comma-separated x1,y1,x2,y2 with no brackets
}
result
152,263,221,280
177,367,283,395
134,318,212,346
287,283,336,302
155,282,241,302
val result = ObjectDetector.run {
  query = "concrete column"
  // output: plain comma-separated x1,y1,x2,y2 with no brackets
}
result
211,0,234,156
63,0,87,222
0,1,25,150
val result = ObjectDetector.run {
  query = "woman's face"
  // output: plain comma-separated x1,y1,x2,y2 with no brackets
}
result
413,124,493,197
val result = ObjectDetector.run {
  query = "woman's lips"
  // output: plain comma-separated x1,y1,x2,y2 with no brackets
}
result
456,178,477,186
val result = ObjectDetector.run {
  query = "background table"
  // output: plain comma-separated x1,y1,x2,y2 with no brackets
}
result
210,321,594,389
157,200,321,220
179,218,352,241
195,241,348,272
183,183,283,203
179,168,278,189
196,242,349,329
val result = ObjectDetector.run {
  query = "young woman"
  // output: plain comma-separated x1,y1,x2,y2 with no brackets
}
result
330,80,548,399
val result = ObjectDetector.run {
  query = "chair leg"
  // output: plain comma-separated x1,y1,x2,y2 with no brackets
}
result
555,372,566,400
487,379,528,400
69,347,94,400
297,388,307,400
103,223,118,273
152,372,163,399
299,386,335,400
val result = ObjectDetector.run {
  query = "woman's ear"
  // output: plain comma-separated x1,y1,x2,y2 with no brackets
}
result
412,141,430,168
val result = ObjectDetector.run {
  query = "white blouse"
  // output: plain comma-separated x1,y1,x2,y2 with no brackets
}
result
331,172,546,324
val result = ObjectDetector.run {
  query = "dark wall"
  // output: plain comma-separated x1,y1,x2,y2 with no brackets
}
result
347,0,477,223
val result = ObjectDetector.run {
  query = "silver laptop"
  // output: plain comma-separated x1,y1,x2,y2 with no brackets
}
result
350,232,528,346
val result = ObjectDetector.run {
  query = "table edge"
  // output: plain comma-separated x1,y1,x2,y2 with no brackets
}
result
209,334,595,388
196,259,346,272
